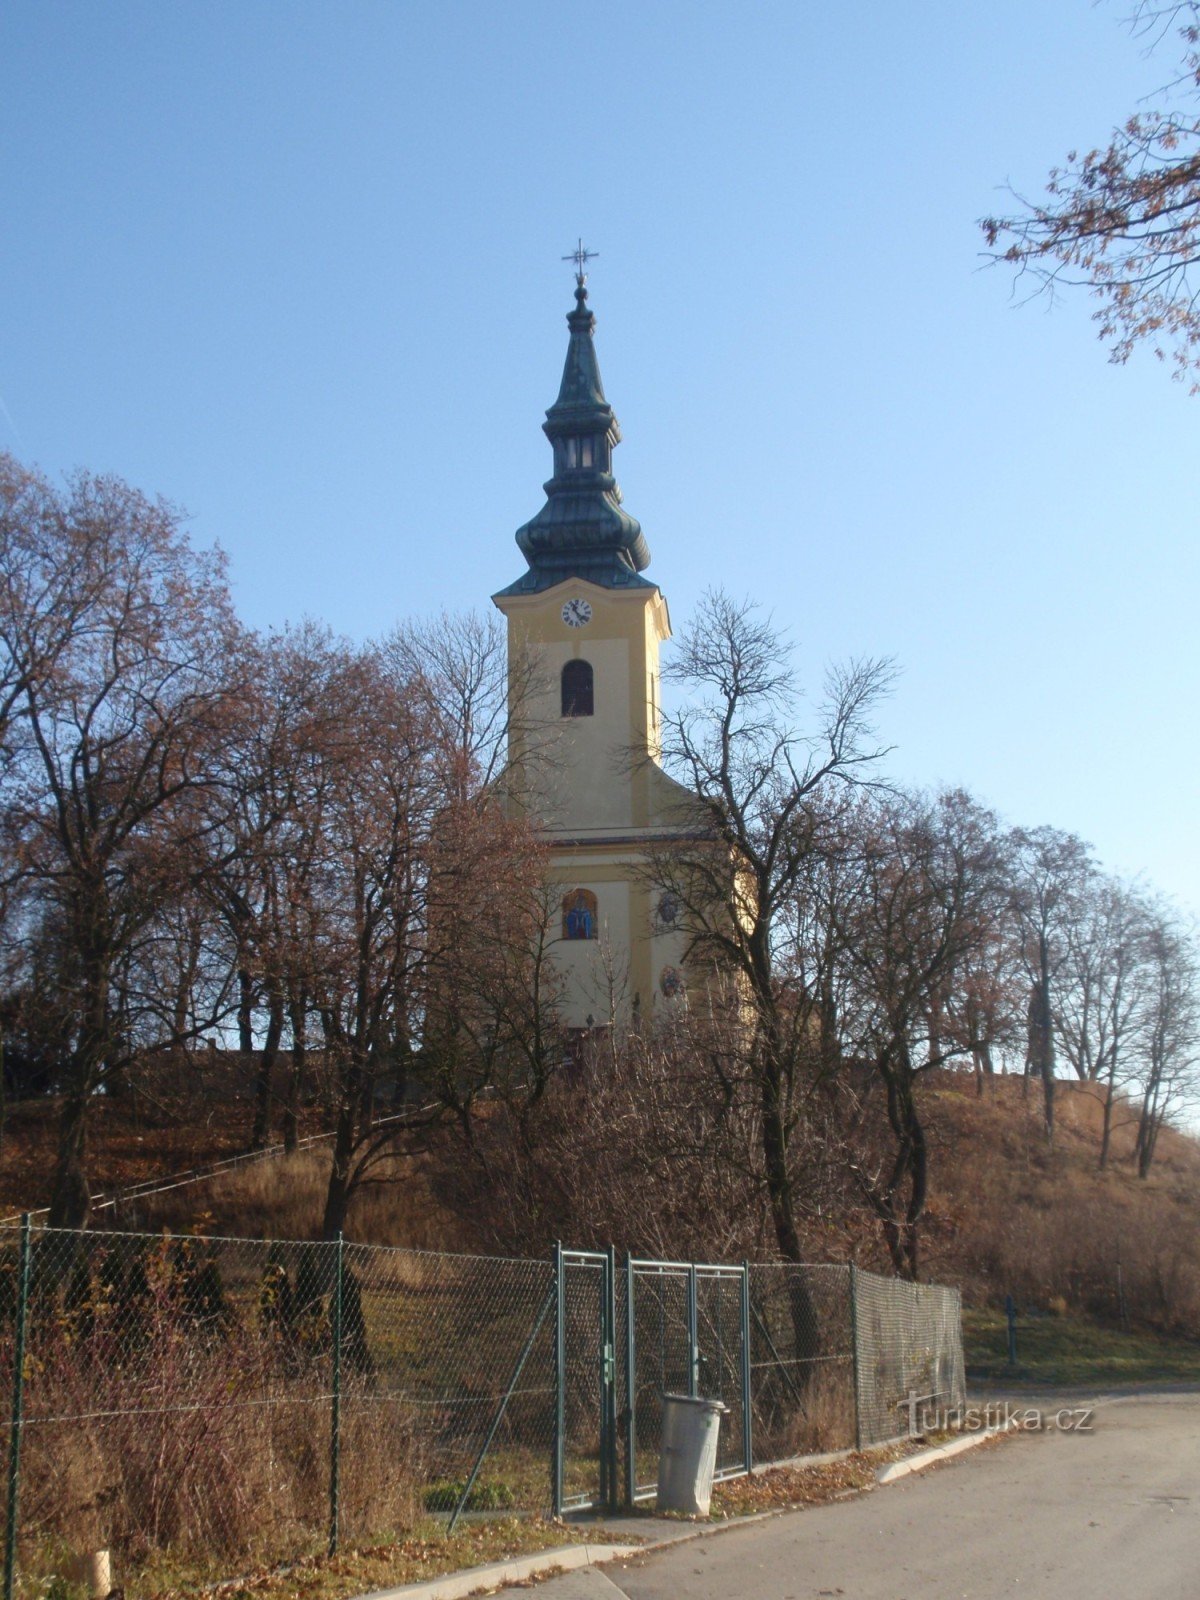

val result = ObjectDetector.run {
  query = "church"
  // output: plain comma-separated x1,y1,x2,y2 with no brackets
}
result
491,263,698,1031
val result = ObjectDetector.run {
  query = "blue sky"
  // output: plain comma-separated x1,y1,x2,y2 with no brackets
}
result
2,0,1198,914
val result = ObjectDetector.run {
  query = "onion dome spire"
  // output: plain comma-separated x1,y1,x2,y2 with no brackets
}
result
496,251,652,596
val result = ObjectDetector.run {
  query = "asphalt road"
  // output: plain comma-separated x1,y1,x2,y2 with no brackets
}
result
537,1395,1200,1600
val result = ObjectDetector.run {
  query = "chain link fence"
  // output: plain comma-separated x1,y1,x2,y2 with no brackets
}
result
748,1263,857,1461
0,1221,963,1600
851,1266,966,1446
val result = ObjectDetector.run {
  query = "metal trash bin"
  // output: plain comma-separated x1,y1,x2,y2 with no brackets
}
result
656,1393,728,1516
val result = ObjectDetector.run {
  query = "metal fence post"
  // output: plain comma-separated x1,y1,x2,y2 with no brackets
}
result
687,1263,698,1398
603,1246,617,1512
740,1261,753,1473
328,1232,344,1557
623,1254,635,1509
553,1241,565,1517
848,1263,862,1452
3,1214,32,1600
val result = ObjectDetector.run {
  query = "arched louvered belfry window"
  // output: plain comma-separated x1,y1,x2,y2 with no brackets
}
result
562,888,598,941
561,659,594,717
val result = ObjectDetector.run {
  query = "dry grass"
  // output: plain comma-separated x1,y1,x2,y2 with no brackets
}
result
14,1321,424,1600
125,1140,475,1251
910,1072,1200,1340
0,1096,256,1214
751,1362,857,1460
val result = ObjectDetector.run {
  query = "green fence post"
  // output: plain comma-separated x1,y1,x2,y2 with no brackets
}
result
3,1214,32,1600
603,1245,617,1512
849,1263,862,1452
553,1242,565,1518
623,1254,635,1508
328,1232,344,1557
687,1264,698,1398
740,1261,753,1473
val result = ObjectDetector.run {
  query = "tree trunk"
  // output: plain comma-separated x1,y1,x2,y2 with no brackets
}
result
759,1053,801,1263
971,1036,994,1098
358,1066,376,1134
321,1108,355,1241
1098,1053,1118,1171
756,1027,820,1370
251,980,285,1149
321,1048,364,1241
237,966,254,1054
48,1087,92,1229
48,926,110,1229
1139,1119,1159,1179
1026,974,1055,1141
1135,1073,1161,1179
1133,1070,1157,1176
283,989,306,1154
171,921,201,1039
870,1064,928,1282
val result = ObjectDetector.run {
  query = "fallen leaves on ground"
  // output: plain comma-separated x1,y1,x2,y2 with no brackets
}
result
141,1517,609,1600
709,1455,880,1516
709,1433,950,1518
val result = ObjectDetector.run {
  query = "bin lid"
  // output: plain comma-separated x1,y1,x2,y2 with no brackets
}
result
661,1392,728,1413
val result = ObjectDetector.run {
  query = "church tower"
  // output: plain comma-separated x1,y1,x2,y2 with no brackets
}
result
492,265,693,1029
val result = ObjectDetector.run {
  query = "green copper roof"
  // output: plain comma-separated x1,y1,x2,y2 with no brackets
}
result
495,282,653,598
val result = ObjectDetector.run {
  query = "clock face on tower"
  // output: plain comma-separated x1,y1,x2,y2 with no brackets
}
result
561,598,593,628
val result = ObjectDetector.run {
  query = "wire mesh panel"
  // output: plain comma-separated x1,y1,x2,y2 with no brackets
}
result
0,1224,24,1586
2,1225,339,1598
695,1267,747,1481
0,1225,558,1600
748,1264,856,1463
625,1262,693,1500
852,1269,966,1446
343,1242,556,1529
558,1250,610,1512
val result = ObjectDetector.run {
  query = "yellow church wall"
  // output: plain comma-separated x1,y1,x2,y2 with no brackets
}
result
545,850,692,1024
497,578,671,840
495,572,694,1029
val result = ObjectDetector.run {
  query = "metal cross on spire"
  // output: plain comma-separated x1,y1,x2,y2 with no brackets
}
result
562,238,598,286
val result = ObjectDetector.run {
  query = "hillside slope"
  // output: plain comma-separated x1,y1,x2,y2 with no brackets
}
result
4,1071,1198,1341
918,1073,1200,1333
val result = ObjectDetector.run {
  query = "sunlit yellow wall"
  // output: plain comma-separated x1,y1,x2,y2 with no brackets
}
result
494,576,693,1026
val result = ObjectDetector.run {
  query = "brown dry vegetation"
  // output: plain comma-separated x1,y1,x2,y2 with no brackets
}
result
917,1073,1200,1334
136,1143,475,1251
0,1052,334,1215
16,1068,1196,1344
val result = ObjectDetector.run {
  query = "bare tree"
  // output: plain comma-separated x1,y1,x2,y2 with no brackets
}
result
203,623,354,1149
385,608,555,812
1007,826,1095,1141
0,458,243,1225
307,635,559,1241
1053,874,1153,1166
801,790,1008,1278
652,589,895,1265
1133,904,1199,1176
385,610,513,789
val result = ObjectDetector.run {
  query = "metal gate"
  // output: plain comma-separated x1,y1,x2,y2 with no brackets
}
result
553,1246,616,1513
623,1258,750,1503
